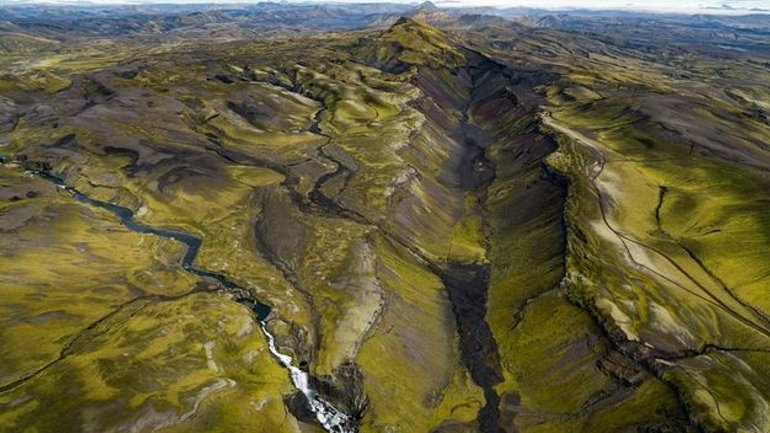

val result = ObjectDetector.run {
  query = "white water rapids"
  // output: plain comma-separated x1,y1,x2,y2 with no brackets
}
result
260,322,353,433
5,160,357,433
38,171,355,433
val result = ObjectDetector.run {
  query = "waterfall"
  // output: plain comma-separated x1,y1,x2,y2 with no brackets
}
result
15,162,356,433
259,321,354,433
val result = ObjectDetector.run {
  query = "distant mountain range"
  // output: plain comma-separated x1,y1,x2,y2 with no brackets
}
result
2,0,769,44
1,0,770,15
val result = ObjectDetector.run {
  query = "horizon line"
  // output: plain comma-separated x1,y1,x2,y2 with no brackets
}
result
1,0,770,16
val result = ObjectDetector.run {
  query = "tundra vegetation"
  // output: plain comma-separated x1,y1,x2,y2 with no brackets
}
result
0,3,769,433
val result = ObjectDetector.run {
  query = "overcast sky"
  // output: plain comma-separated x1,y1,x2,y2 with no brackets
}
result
5,0,770,14
440,0,770,10
393,0,768,13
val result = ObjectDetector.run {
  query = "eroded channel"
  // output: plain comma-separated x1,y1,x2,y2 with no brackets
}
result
11,162,356,433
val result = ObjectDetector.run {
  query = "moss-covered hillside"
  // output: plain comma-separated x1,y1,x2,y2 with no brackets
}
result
1,10,769,433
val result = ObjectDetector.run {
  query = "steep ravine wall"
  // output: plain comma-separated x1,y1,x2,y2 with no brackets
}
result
463,55,698,432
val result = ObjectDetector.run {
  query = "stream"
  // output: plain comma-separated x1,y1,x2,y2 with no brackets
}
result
13,164,355,433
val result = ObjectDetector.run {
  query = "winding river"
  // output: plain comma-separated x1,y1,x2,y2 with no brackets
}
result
15,165,354,433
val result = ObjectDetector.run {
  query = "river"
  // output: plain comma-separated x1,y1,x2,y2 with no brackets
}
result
8,160,354,433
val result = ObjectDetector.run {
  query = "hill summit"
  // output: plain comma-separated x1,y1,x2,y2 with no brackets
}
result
358,17,463,72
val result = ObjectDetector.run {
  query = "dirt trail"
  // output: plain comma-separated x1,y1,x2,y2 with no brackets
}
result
541,111,770,341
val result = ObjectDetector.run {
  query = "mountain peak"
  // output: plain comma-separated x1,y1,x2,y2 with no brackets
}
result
393,16,414,26
390,16,435,32
417,1,439,11
362,16,462,71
